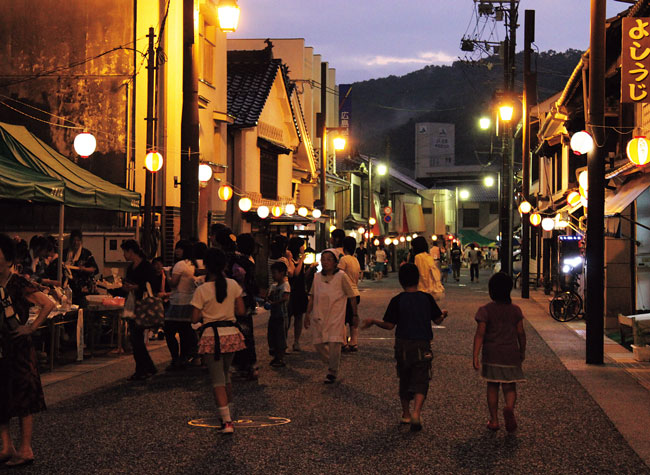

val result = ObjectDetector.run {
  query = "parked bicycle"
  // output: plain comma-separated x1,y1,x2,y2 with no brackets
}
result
549,259,583,322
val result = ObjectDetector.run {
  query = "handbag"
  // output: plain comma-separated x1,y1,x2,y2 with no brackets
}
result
134,282,165,328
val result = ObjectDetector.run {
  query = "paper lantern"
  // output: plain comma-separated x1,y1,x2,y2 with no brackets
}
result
285,203,296,215
364,232,369,239
358,226,365,235
369,217,376,226
373,239,380,246
518,201,532,214
198,164,213,182
329,225,336,233
412,234,418,239
74,132,96,158
312,209,322,219
271,205,283,218
257,205,269,219
627,136,650,166
570,131,594,155
218,184,233,201
406,236,412,242
238,197,252,212
567,191,581,207
541,217,555,231
432,235,438,241
298,207,308,217
384,238,392,246
145,151,163,172
400,236,406,243
369,232,374,239
392,239,399,245
529,212,541,226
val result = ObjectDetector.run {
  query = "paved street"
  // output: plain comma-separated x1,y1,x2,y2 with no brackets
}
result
15,271,650,474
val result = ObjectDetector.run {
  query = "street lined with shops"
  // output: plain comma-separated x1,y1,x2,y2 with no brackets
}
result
23,270,649,474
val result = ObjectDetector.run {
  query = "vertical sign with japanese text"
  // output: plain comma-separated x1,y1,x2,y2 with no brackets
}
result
622,18,650,103
339,84,352,138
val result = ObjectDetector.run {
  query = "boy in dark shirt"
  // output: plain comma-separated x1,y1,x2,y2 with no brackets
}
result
361,263,448,432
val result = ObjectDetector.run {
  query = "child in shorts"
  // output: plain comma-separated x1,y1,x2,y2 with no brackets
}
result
361,263,448,432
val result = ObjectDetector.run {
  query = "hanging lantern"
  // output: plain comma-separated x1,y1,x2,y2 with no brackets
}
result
257,205,270,219
400,236,406,243
285,203,296,215
541,217,555,231
518,201,532,214
447,234,454,241
373,239,380,246
198,164,213,182
312,209,322,219
567,191,581,207
570,131,594,155
627,136,650,166
329,225,336,233
358,226,365,235
271,205,283,218
432,235,438,241
298,207,308,217
529,212,541,226
412,233,418,239
73,132,97,158
145,150,163,172
578,170,588,190
369,217,376,226
364,232,369,239
369,232,374,238
238,197,252,212
392,238,399,246
217,184,233,201
382,237,391,246
217,0,240,33
406,236,412,242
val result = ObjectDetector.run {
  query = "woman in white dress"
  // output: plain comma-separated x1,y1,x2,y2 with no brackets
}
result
304,250,359,384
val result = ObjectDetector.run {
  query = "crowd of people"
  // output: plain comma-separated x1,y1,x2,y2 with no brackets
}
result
0,224,527,462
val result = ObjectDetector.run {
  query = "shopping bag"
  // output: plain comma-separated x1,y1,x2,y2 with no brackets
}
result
122,291,135,319
134,282,165,329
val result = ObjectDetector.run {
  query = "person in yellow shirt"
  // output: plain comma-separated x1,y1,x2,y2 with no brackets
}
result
411,237,445,302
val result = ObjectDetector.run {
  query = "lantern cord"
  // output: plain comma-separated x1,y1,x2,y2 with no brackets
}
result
0,100,83,130
0,94,83,128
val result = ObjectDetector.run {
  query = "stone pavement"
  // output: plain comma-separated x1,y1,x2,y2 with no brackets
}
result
13,270,650,474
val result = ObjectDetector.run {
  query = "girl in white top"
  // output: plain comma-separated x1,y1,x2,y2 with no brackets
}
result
191,248,246,435
164,240,197,370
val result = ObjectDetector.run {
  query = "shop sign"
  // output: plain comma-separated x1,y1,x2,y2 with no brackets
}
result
622,18,650,103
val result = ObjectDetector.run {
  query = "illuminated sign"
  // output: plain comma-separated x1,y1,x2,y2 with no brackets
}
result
622,18,650,103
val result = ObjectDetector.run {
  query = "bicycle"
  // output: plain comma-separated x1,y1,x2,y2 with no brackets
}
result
549,271,583,322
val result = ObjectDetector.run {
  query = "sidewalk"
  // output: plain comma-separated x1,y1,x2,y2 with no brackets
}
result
515,288,650,466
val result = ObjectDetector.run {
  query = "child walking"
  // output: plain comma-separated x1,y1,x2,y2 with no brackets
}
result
361,263,448,432
267,261,290,367
472,272,526,433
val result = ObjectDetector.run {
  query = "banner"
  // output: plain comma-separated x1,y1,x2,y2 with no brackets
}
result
622,18,650,104
338,84,352,137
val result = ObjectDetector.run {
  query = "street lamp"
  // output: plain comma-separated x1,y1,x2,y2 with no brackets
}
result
479,117,491,130
499,103,514,122
376,163,388,176
483,175,495,187
333,136,346,151
217,0,240,32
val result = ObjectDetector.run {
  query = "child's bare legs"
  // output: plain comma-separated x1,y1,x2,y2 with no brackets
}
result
400,398,411,420
487,382,500,426
0,424,16,459
412,394,426,420
502,382,517,410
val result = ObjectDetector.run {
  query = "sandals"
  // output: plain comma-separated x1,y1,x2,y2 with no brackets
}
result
410,417,423,432
400,417,411,425
486,421,500,431
4,457,34,467
503,408,517,432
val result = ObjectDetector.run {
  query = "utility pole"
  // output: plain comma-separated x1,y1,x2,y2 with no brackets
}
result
521,10,534,298
143,27,156,257
317,62,328,249
586,0,606,365
180,0,200,239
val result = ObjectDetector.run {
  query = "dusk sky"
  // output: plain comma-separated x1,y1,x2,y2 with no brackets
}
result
231,1,631,84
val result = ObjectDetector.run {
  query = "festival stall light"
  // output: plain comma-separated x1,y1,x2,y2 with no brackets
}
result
257,205,270,219
271,205,283,218
238,197,252,212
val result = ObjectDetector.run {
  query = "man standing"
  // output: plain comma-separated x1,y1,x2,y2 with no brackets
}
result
467,246,482,283
375,246,387,281
450,243,462,283
355,242,368,281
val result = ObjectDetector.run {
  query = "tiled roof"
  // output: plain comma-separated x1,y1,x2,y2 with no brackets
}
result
227,49,282,127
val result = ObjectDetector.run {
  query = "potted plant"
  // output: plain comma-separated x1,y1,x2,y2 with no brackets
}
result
632,319,650,362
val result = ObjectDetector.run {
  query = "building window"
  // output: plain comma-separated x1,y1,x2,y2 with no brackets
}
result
463,208,480,228
429,157,438,167
422,207,433,215
352,184,361,214
200,22,216,84
260,149,278,200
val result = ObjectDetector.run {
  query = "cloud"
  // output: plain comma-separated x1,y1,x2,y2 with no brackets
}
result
362,51,455,67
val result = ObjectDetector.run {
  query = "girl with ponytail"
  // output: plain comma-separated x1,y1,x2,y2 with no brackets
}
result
191,248,246,435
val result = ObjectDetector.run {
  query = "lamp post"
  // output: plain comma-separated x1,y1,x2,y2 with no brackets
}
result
499,98,515,277
366,158,386,245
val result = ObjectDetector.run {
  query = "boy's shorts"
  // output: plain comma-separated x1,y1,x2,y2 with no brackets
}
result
394,338,433,400
345,296,361,326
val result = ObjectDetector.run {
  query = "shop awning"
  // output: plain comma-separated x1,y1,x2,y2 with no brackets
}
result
404,202,425,233
0,122,140,212
0,154,65,204
458,229,496,247
605,172,650,216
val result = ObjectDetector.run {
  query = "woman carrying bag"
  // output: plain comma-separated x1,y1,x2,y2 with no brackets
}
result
120,240,160,381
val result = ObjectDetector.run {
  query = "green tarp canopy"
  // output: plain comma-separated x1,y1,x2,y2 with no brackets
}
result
0,122,140,212
458,228,496,247
0,153,66,204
